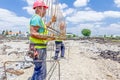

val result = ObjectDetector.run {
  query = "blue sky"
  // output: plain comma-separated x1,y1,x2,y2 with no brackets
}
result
0,0,120,36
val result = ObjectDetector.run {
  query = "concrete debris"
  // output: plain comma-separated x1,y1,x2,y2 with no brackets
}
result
100,50,120,63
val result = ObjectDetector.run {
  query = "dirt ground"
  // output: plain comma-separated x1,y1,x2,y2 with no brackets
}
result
0,39,120,80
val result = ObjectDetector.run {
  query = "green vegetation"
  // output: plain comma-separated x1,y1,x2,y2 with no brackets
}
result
81,29,91,37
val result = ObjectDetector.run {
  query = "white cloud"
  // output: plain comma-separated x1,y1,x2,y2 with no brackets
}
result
0,8,29,32
23,7,34,15
22,0,120,36
23,0,63,16
67,23,97,36
73,0,89,7
114,0,120,7
63,8,75,17
96,23,120,36
84,7,93,11
22,0,34,15
66,10,120,36
66,10,120,23
103,11,120,18
67,23,120,36
59,3,68,9
66,11,104,23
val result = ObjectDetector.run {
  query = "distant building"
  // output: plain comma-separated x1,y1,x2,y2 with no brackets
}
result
6,31,28,38
66,33,80,40
18,32,28,37
66,33,74,37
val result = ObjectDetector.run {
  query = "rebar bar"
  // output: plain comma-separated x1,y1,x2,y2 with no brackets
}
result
3,60,60,80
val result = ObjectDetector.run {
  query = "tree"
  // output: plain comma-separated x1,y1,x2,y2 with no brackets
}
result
67,35,72,38
104,34,106,38
110,35,113,38
81,29,91,37
2,30,5,35
5,30,9,35
73,34,76,37
9,30,12,33
16,33,18,36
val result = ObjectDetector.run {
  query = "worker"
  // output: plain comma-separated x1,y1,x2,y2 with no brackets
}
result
29,0,56,80
54,21,65,60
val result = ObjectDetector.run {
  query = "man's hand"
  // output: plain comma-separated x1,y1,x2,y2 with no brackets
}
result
47,34,55,40
46,16,56,27
51,15,56,22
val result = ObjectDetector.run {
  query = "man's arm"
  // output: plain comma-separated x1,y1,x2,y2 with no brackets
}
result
30,26,55,40
30,26,47,40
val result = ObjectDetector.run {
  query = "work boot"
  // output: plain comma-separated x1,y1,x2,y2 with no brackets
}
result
61,56,66,59
54,56,58,60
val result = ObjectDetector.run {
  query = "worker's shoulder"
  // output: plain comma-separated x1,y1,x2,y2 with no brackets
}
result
31,14,41,20
30,14,42,26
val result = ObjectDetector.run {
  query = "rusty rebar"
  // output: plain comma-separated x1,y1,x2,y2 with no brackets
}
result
3,60,60,80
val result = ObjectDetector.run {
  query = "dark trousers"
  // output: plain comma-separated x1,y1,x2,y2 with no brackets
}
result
54,41,65,59
31,48,47,80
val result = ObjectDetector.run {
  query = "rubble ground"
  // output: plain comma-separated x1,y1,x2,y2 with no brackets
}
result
0,39,120,80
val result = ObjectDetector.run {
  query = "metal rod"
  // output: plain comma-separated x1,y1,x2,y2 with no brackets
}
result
47,61,56,75
48,62,57,80
58,60,60,80
3,60,60,80
47,26,61,34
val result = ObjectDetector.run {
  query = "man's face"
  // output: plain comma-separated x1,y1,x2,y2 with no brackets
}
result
38,6,47,17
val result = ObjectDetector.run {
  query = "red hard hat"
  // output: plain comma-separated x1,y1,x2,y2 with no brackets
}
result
33,0,48,9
